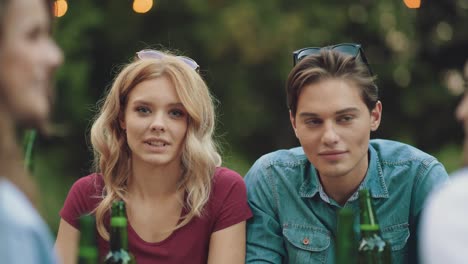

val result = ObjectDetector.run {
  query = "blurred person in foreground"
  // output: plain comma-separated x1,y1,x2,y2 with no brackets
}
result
0,0,63,262
420,61,468,264
55,49,252,264
244,44,449,264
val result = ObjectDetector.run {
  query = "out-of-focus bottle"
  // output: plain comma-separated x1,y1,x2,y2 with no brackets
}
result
77,215,98,264
357,189,391,264
22,129,36,172
336,207,357,264
104,200,136,264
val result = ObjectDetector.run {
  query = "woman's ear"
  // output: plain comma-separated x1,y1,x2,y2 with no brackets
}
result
370,100,382,131
119,111,126,130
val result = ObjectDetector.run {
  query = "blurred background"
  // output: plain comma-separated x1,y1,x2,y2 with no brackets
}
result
34,0,468,235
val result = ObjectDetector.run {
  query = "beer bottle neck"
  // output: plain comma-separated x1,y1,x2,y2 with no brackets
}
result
337,208,354,241
359,192,378,225
109,217,129,251
360,225,381,238
336,208,357,263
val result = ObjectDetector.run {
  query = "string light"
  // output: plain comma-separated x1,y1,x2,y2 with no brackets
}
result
133,0,153,14
54,0,68,17
403,0,421,8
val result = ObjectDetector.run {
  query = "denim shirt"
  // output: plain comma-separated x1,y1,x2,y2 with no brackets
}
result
244,139,449,264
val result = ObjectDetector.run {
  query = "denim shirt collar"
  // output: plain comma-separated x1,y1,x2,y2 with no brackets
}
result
299,144,390,202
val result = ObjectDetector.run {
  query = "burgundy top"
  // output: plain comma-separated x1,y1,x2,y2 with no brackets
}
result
60,167,252,264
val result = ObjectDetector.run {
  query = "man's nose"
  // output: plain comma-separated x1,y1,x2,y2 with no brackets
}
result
321,122,339,145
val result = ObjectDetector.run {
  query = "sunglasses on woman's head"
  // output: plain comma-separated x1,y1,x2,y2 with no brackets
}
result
292,43,373,76
136,49,200,72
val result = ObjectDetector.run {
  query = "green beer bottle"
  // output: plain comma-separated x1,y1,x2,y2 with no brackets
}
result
22,129,36,172
77,215,99,264
336,207,357,264
357,189,391,264
104,201,136,264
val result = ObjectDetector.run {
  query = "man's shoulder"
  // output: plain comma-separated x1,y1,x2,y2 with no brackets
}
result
253,146,309,169
370,139,436,164
244,147,309,187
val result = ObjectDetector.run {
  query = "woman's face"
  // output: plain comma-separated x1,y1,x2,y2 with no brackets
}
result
0,0,63,128
121,76,188,170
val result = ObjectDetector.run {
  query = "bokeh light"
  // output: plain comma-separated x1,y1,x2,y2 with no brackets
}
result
54,0,68,17
386,30,409,52
379,12,396,31
459,0,468,10
435,21,453,42
393,66,411,88
133,0,153,14
403,0,421,8
445,70,465,95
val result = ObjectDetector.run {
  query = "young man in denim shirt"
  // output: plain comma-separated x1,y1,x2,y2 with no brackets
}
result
244,44,449,264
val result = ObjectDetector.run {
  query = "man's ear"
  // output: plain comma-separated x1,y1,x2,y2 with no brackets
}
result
289,110,298,137
370,100,382,131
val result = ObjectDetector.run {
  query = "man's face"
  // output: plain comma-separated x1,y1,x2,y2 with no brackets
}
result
456,92,468,166
290,78,381,181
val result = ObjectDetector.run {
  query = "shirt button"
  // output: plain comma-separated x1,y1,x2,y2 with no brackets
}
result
302,238,310,245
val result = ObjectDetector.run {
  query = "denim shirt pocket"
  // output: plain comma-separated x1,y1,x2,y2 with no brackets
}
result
381,223,410,263
282,223,331,264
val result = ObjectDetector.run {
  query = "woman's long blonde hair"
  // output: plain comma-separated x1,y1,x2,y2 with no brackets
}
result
91,52,221,240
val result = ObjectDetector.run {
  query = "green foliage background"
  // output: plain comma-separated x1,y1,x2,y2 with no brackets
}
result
33,0,468,234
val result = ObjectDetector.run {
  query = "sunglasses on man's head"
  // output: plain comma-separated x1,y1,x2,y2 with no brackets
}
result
292,43,373,76
136,49,200,72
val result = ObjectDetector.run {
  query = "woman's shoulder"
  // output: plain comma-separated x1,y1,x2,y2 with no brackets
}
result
0,179,54,243
206,167,252,231
211,167,247,197
69,172,104,195
60,173,105,228
0,180,57,263
213,167,244,183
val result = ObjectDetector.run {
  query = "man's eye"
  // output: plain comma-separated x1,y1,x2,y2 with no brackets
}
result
305,119,321,125
338,115,354,122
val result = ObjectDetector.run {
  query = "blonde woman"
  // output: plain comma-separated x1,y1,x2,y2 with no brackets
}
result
0,0,63,263
55,50,252,264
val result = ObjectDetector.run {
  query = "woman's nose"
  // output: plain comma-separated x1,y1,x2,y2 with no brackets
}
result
456,93,468,122
46,38,63,70
150,113,166,133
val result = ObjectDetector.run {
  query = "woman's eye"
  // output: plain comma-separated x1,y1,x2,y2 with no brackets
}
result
136,106,151,114
169,109,185,118
27,28,41,41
